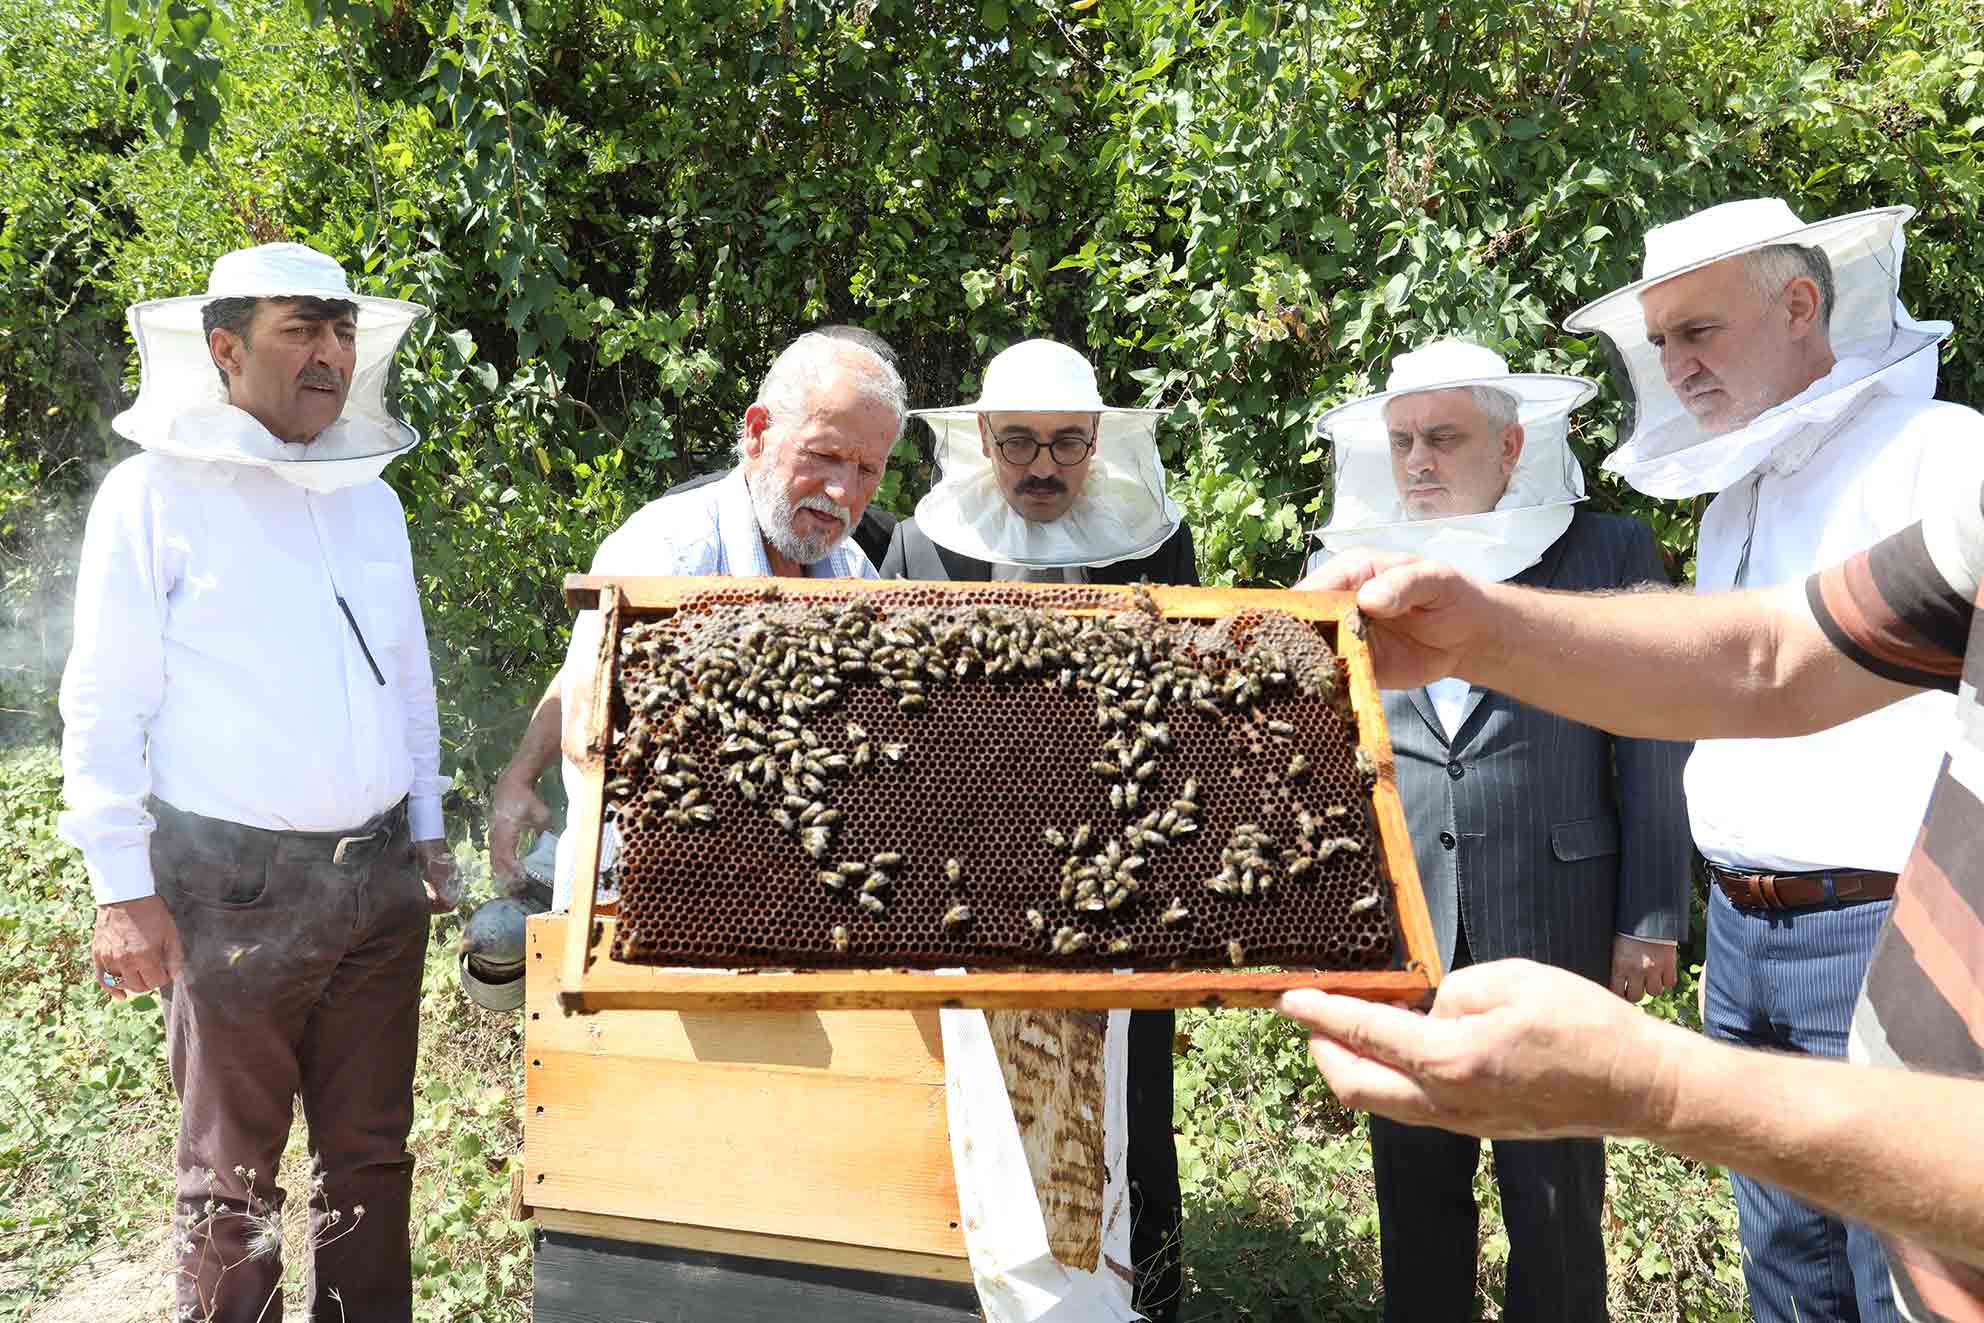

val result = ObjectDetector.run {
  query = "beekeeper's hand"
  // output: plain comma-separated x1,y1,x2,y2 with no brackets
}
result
416,838,461,913
489,776,551,893
94,895,183,1000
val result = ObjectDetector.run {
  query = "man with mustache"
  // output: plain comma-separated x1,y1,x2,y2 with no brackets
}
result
487,330,905,890
1564,199,1984,1323
880,339,1194,1322
1308,341,1690,1322
60,244,454,1321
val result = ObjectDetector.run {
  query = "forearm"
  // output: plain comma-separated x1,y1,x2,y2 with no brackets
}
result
1460,581,1907,740
1643,1027,1984,1268
498,674,564,791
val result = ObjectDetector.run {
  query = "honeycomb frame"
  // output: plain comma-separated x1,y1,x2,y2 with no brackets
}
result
554,575,1440,1012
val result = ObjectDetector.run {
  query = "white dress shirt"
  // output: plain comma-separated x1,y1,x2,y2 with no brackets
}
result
1423,676,1472,740
59,454,446,904
553,469,876,901
1686,393,1984,873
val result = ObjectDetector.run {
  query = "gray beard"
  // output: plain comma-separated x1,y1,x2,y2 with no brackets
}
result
749,472,845,565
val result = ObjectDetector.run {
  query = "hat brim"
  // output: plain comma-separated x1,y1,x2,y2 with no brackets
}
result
128,290,427,336
1563,206,1912,334
1314,373,1598,438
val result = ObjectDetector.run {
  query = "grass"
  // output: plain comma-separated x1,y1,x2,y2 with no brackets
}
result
0,740,1750,1320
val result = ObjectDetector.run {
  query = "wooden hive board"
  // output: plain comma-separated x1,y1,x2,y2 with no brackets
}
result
554,576,1440,1013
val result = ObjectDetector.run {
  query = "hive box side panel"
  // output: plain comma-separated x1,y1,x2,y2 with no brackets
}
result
525,916,968,1260
532,1229,981,1323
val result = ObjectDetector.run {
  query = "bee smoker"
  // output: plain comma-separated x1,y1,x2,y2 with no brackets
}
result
459,833,556,1012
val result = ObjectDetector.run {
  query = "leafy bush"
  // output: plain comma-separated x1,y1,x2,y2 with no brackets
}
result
3,0,1974,782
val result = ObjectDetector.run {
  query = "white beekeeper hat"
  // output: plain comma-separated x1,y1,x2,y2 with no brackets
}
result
908,339,1183,569
112,243,428,493
1564,199,1950,498
1311,340,1596,583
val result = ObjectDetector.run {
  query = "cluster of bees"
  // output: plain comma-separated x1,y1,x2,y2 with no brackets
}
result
606,591,1378,967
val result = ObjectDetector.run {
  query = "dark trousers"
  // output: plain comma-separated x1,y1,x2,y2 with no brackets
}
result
1127,1008,1182,1323
1370,929,1608,1322
152,798,429,1323
1704,884,1899,1323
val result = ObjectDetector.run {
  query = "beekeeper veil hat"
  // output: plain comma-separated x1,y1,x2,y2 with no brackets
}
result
909,339,1182,568
1311,340,1595,582
1565,199,1949,499
113,243,427,493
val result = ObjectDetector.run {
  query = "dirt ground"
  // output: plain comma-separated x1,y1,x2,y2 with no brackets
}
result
18,1229,176,1322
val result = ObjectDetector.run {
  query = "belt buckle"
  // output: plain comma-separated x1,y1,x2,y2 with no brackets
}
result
332,831,376,865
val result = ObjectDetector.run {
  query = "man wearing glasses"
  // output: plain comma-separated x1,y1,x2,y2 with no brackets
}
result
880,338,1195,586
881,339,1194,1321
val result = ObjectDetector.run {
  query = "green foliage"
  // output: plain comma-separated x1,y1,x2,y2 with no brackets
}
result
0,745,528,1319
7,0,1984,784
1176,997,1749,1320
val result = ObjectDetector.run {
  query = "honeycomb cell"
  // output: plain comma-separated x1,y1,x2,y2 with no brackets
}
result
595,587,1393,970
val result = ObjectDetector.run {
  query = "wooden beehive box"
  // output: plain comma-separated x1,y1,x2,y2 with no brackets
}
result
551,576,1439,1012
520,911,974,1285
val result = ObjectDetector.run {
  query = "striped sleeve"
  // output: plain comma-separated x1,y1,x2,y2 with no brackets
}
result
1806,520,1972,692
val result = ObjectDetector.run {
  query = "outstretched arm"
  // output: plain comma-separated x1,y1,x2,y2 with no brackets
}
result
1302,548,1922,741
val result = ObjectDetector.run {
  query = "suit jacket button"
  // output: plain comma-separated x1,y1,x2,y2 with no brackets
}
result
1446,760,1464,780
1438,831,1456,850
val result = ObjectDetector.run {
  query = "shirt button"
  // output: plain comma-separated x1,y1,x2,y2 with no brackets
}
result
1447,761,1464,780
1438,831,1457,850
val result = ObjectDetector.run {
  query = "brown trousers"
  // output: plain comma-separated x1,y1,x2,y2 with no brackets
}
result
152,798,428,1323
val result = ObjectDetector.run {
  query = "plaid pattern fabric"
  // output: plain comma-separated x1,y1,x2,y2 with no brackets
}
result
1807,484,1984,1323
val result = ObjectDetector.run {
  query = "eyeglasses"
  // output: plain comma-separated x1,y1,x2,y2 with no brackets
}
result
993,432,1096,467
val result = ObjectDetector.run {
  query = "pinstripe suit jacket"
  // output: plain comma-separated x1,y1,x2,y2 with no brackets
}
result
1386,511,1693,983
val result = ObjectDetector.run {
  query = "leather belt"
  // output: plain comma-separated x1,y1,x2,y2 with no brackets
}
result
1709,864,1898,912
151,796,408,867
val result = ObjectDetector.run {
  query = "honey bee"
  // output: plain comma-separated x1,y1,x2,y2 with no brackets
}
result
1226,938,1246,967
857,892,887,916
1109,784,1126,812
836,860,869,879
1203,874,1238,897
1025,909,1046,933
1160,900,1190,926
771,809,798,833
846,722,868,743
1089,761,1122,779
1286,754,1311,781
1105,936,1135,955
1125,784,1141,811
860,874,891,895
941,903,973,932
1043,826,1068,850
1132,760,1159,783
898,693,928,712
881,742,908,763
1286,856,1315,881
800,827,833,858
871,851,904,869
1070,822,1092,850
1349,892,1382,915
1181,776,1199,803
817,870,848,890
944,858,963,884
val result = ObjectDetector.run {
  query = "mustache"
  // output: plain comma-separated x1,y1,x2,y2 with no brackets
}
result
297,367,345,391
795,493,851,524
1015,475,1067,495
